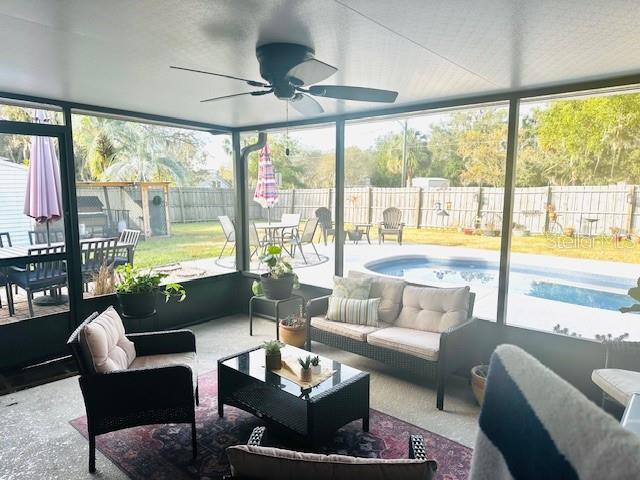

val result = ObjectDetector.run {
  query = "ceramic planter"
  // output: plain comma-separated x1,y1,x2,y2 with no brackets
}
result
261,273,294,300
300,367,312,382
116,291,156,317
265,351,282,370
279,323,306,348
311,364,321,375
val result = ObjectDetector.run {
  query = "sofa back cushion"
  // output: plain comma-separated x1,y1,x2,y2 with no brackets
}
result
79,306,136,373
327,296,381,327
395,286,470,333
227,445,433,480
332,275,372,299
348,270,406,323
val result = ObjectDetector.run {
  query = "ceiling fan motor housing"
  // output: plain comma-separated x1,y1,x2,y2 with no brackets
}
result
256,43,315,99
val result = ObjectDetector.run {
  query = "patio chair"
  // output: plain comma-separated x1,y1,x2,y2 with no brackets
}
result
114,229,141,267
592,339,640,409
315,207,335,245
0,232,11,247
6,245,67,318
277,213,301,255
289,217,321,264
249,222,268,262
218,215,236,259
0,232,11,313
28,229,64,245
80,238,118,291
67,307,199,473
379,207,404,245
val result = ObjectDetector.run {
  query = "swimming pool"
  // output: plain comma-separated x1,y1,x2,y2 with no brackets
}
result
365,256,637,312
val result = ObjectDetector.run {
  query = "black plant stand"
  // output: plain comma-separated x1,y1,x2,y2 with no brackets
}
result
249,294,305,340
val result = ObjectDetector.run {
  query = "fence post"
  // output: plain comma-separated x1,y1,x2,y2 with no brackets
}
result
291,188,296,214
626,185,636,233
177,188,186,223
475,187,483,227
415,187,422,228
543,185,552,233
368,187,373,224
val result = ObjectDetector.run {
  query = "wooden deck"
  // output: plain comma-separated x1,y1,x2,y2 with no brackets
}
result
0,287,70,325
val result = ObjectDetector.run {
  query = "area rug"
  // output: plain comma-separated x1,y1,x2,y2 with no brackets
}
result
70,370,472,479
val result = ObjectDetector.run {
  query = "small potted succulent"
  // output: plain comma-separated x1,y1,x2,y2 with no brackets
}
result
254,244,299,300
115,264,185,317
310,355,321,375
279,306,306,348
263,340,284,370
298,355,313,382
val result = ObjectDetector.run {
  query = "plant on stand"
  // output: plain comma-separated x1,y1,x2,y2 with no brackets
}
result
253,244,299,300
310,355,321,375
279,305,306,348
115,264,186,317
298,355,312,382
263,340,284,370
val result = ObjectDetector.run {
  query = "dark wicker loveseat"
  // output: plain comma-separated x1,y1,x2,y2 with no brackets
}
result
305,277,476,411
67,309,199,472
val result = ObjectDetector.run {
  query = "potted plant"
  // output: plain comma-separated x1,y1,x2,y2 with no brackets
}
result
310,355,321,375
462,227,475,235
470,365,488,406
298,355,312,382
255,244,299,300
279,306,306,348
115,264,186,317
563,226,575,237
263,340,284,370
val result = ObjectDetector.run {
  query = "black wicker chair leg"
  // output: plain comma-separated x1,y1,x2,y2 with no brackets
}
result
191,420,198,459
89,434,96,473
436,372,445,411
195,385,200,406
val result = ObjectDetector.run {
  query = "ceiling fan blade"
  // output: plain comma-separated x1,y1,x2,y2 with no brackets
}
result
287,58,338,86
200,89,272,103
171,66,269,88
308,85,398,103
289,93,324,116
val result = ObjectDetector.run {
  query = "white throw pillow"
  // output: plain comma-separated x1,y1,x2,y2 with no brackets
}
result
332,275,372,299
80,306,136,373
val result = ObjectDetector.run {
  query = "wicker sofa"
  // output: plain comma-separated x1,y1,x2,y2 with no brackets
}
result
305,271,476,411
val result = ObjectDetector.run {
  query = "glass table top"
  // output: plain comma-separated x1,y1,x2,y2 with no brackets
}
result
221,345,365,399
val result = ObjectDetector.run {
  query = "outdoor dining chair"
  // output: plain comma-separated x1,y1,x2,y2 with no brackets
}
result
379,207,405,245
114,229,141,267
6,245,67,318
249,222,268,262
218,215,236,259
315,207,335,245
0,232,11,314
28,230,64,245
80,238,118,292
289,217,321,264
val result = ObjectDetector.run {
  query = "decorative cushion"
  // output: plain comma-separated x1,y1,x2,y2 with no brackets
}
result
327,296,380,326
227,444,432,480
366,327,440,361
310,316,380,342
348,270,406,323
591,368,640,406
332,275,372,299
80,306,136,373
395,286,470,333
130,351,198,391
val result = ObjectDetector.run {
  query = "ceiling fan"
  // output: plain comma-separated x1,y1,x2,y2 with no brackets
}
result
170,43,398,116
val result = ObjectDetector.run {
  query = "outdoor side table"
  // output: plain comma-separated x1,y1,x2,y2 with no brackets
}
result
354,223,372,244
249,294,305,339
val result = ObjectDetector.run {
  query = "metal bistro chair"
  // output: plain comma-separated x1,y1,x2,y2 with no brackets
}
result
315,207,335,245
7,245,67,318
0,232,12,313
289,217,321,264
80,238,118,292
592,339,640,410
28,230,65,245
218,216,236,259
114,229,141,267
379,207,405,245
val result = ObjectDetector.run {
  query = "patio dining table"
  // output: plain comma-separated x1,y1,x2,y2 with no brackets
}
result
254,221,299,245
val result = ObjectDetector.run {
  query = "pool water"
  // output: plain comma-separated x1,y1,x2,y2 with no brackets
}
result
366,257,637,312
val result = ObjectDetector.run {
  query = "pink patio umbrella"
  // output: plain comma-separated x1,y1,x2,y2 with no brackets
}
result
24,110,63,245
253,144,279,223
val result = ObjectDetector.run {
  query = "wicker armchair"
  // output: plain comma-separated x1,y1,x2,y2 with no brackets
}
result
225,426,437,479
592,340,640,409
378,207,404,244
67,311,199,473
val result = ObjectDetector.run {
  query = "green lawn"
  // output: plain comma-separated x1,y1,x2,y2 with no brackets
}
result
133,221,640,269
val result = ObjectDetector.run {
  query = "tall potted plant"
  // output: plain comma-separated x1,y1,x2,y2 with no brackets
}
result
115,264,186,317
255,245,299,300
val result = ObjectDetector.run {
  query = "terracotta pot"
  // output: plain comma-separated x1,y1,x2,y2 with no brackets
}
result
265,352,282,370
261,273,294,300
563,227,575,237
300,367,312,382
279,323,306,348
471,365,488,406
463,228,474,235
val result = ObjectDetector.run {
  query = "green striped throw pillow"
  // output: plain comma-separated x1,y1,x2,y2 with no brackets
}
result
327,296,381,326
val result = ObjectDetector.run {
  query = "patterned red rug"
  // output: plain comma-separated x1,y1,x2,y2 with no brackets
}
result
70,370,472,479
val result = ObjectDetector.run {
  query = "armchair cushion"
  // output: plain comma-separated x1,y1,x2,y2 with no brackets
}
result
129,351,198,391
227,445,433,480
366,327,440,361
591,368,640,406
311,316,380,342
348,271,405,323
80,306,136,373
395,286,470,333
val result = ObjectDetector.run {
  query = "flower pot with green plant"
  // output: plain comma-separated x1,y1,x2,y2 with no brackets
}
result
279,306,306,348
115,264,186,317
298,355,312,382
310,355,321,375
263,340,284,370
254,244,299,300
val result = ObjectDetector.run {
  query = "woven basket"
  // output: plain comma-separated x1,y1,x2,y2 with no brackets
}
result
471,365,488,406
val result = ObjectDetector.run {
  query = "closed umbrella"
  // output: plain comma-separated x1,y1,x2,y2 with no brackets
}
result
253,144,279,223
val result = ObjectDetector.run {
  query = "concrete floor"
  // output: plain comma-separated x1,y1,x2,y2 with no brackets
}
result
0,314,479,480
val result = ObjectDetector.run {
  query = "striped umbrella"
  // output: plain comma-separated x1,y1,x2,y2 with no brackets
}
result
253,144,279,223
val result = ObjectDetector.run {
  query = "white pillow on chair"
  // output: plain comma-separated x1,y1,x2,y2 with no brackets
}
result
80,306,136,373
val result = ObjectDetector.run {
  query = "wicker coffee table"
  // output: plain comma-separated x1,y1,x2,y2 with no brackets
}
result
218,345,370,447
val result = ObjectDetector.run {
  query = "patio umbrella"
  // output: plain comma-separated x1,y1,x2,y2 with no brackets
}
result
24,110,63,245
253,144,279,223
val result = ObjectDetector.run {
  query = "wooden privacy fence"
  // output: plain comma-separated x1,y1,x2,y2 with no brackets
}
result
168,185,640,235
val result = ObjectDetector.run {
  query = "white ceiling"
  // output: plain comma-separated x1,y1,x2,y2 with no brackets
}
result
0,0,639,128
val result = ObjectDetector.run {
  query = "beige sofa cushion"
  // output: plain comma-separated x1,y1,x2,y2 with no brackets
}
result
366,327,440,361
130,351,198,391
227,444,432,480
332,275,372,299
395,285,470,333
348,270,406,323
592,368,640,406
80,306,136,373
311,316,380,342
